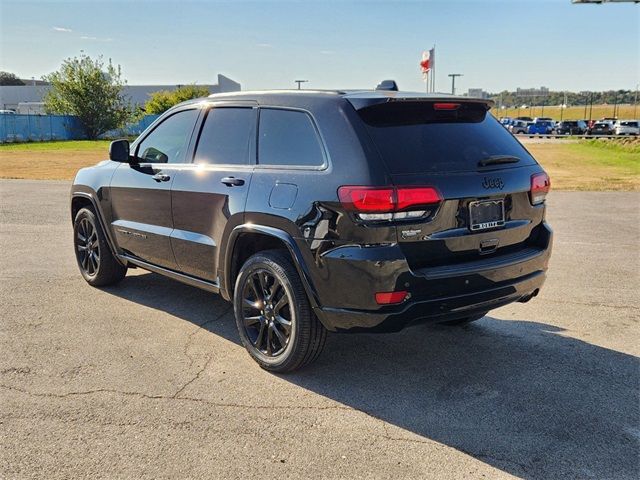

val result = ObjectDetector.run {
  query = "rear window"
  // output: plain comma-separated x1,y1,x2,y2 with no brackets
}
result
358,101,537,174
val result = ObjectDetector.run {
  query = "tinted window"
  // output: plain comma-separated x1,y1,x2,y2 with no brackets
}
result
137,109,199,163
359,102,537,174
194,108,256,165
258,109,325,167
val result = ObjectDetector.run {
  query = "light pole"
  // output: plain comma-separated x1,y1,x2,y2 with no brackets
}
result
447,74,463,95
294,80,308,90
634,84,638,118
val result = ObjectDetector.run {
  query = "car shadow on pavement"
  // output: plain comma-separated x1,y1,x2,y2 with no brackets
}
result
106,272,640,480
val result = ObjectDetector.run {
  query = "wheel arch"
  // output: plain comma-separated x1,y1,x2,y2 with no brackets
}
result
223,224,319,308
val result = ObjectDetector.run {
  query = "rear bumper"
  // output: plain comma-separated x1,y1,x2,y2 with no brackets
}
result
313,222,552,332
315,270,545,332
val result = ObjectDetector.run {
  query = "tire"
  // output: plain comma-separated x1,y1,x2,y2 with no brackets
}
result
234,249,326,373
441,312,487,326
73,207,127,287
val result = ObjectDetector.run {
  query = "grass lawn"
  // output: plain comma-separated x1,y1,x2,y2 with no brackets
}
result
0,138,638,190
527,139,639,191
0,140,111,180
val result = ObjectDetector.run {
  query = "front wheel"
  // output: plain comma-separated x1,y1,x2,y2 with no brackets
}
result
73,207,127,286
234,250,326,373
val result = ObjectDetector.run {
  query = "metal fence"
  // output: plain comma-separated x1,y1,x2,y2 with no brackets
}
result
0,114,160,143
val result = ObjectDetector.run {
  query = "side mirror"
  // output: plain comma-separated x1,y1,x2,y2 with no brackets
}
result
109,139,130,163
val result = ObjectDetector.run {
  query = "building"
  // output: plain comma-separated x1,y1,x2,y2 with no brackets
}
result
467,88,488,99
0,74,241,111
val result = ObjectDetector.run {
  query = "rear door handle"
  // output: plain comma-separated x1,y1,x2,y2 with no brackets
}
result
152,173,171,182
221,176,245,186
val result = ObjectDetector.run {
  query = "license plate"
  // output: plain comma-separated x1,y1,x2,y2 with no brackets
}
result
469,200,505,231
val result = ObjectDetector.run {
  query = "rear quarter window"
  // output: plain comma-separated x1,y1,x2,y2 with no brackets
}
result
258,109,325,167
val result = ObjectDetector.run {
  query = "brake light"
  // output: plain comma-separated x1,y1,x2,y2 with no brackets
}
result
338,186,442,221
375,291,408,305
530,173,550,205
433,103,461,111
337,187,394,212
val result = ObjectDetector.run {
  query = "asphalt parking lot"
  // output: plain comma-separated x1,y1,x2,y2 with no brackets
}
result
1,179,638,479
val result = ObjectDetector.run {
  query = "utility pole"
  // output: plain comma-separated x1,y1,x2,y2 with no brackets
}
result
583,92,588,119
634,84,639,119
294,80,308,90
447,74,463,95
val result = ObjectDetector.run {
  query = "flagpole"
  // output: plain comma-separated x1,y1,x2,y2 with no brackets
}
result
432,44,436,93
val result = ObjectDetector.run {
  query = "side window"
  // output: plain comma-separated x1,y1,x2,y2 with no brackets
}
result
136,109,199,164
193,108,256,165
258,109,325,167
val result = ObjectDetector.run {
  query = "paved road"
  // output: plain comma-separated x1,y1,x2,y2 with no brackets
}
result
1,180,638,479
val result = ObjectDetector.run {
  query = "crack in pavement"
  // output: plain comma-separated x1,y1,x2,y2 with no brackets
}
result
181,305,233,368
0,383,352,412
171,305,234,399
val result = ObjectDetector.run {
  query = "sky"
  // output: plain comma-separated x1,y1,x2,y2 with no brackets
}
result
1,0,639,93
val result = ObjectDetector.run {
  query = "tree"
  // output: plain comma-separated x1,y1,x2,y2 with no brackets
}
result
0,71,25,86
144,85,210,115
43,54,131,139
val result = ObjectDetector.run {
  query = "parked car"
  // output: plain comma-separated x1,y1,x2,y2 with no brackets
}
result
0,109,16,115
533,117,556,129
528,120,554,135
500,117,514,127
515,116,533,122
70,89,552,372
613,120,639,135
587,121,614,135
508,119,530,134
554,120,587,135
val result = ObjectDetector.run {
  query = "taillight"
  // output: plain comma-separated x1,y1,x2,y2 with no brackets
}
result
338,186,442,221
530,173,550,205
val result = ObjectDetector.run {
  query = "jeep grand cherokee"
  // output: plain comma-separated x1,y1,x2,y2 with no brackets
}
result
71,89,552,372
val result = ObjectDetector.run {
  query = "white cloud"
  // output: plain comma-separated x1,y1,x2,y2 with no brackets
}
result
53,26,72,32
256,43,273,48
320,50,335,55
80,35,113,42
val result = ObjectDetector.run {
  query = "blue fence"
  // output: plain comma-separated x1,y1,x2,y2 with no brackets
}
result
0,114,160,143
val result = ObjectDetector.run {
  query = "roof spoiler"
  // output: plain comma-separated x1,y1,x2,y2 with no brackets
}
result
347,94,494,111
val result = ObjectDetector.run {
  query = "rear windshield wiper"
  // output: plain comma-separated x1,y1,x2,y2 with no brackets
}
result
478,155,520,167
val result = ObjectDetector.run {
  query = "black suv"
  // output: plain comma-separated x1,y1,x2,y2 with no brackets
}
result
71,90,552,372
555,120,587,135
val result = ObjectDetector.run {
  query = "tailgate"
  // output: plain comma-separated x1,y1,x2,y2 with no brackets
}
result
353,98,549,270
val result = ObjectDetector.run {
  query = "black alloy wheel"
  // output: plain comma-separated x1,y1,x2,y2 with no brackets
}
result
241,268,292,357
76,216,100,277
73,207,127,286
234,250,326,372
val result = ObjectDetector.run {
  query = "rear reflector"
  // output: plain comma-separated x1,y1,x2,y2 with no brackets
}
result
530,172,551,205
375,291,408,305
433,103,461,111
338,186,442,213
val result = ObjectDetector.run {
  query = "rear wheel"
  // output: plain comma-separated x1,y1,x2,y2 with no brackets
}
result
234,250,326,373
441,312,487,326
73,207,127,286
